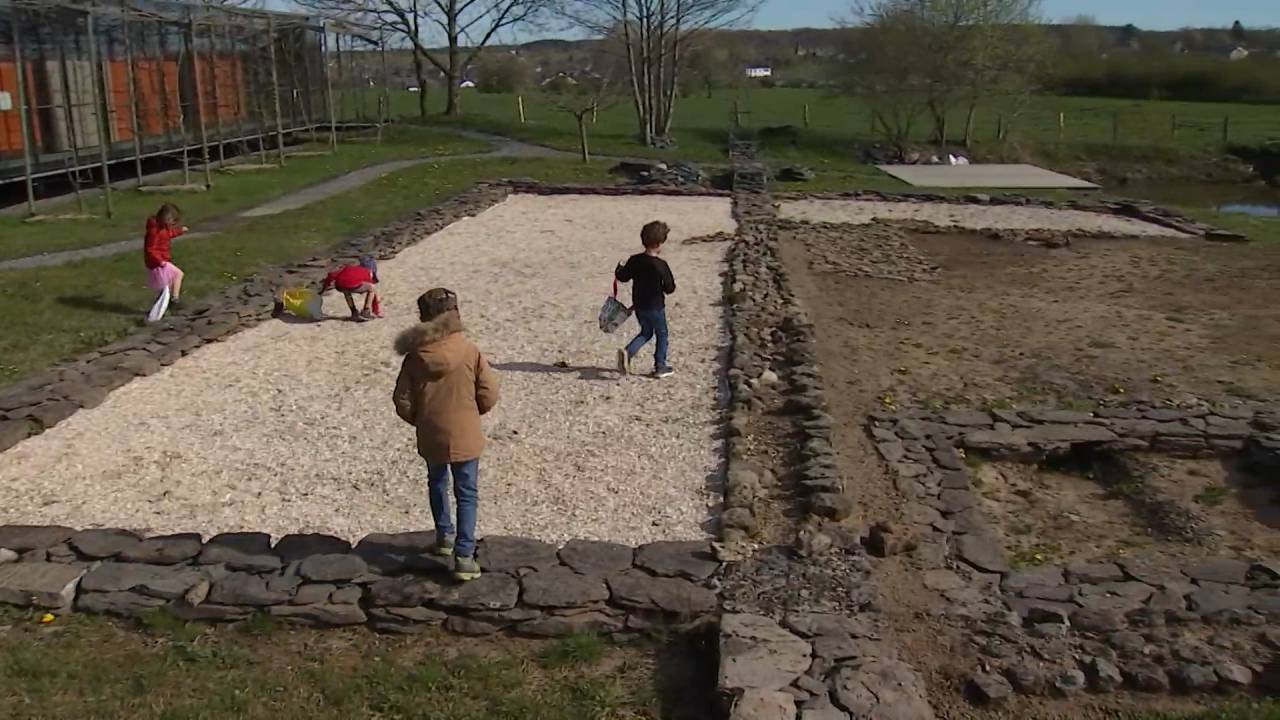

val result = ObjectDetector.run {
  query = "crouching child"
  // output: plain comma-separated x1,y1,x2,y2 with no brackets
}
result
321,255,382,321
393,288,499,581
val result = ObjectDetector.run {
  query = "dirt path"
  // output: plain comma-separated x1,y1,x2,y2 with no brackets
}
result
0,194,734,544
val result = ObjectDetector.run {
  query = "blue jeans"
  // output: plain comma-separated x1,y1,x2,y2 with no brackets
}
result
626,308,669,370
427,459,479,558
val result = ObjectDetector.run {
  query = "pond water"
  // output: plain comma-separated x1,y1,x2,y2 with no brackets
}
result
1114,181,1280,217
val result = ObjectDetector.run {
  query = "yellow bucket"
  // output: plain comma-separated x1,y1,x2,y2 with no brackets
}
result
281,287,323,319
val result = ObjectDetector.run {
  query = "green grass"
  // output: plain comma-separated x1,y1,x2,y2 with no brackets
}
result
395,88,1280,166
0,156,612,382
0,608,707,720
0,126,490,262
1193,485,1231,507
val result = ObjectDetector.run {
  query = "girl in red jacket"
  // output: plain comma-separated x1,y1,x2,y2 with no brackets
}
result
143,203,188,322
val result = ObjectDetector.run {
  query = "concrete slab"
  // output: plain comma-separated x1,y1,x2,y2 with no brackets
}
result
876,164,1099,189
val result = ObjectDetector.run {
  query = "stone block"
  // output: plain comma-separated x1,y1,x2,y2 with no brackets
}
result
0,562,85,609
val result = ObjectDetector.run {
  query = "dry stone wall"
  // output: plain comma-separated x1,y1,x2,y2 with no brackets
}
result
0,528,720,637
870,401,1280,702
716,139,935,720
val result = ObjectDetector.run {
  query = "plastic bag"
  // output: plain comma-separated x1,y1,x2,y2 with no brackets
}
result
281,287,324,319
598,278,631,334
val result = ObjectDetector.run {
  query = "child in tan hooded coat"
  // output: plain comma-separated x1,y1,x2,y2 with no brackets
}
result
393,288,499,581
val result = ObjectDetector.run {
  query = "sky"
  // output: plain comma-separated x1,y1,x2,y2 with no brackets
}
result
754,0,1280,31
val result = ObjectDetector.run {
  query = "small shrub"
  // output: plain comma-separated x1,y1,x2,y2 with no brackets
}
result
1193,485,1230,507
540,633,607,669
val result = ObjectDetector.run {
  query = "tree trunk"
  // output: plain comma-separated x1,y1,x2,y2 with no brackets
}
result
620,0,647,145
962,102,977,148
413,51,429,119
578,114,590,163
445,2,461,116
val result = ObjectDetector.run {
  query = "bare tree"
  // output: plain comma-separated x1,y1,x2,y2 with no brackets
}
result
546,58,622,161
845,0,1043,150
557,0,762,147
294,0,550,117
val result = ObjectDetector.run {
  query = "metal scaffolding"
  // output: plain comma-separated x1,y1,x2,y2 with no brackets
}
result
0,0,382,217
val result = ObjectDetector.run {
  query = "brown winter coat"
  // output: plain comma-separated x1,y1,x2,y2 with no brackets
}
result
393,310,499,464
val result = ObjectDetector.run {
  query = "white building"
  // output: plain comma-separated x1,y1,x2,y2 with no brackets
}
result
745,66,773,79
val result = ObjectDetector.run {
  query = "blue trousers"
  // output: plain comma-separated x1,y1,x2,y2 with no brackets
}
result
427,459,479,557
626,308,669,370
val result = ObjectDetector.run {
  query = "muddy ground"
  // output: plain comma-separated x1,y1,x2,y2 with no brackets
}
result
778,227,1280,719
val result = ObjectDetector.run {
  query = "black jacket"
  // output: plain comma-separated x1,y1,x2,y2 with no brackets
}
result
615,253,676,311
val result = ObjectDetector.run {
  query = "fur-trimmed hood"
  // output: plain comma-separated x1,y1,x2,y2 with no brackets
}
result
393,310,463,356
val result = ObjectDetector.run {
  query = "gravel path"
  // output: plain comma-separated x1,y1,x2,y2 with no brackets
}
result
0,194,734,544
779,199,1190,237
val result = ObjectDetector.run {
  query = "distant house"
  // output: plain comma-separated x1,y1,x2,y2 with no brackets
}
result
745,66,773,79
459,79,477,89
1228,46,1250,61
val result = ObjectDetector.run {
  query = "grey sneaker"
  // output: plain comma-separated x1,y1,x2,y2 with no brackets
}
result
429,537,455,558
617,348,631,375
453,555,482,582
654,366,675,379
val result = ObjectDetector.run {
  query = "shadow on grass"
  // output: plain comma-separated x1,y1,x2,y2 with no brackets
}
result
57,294,141,316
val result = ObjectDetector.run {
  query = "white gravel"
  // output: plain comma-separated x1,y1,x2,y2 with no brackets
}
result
0,194,735,545
779,199,1190,237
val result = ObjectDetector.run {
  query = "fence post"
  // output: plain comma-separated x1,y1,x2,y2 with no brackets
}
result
85,8,115,218
187,17,213,188
1222,116,1231,146
1057,112,1064,143
803,103,809,129
55,27,86,214
321,24,337,153
1171,114,1177,140
267,17,286,166
10,12,37,216
517,94,525,124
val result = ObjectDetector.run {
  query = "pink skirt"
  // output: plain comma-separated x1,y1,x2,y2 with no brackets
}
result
145,262,181,292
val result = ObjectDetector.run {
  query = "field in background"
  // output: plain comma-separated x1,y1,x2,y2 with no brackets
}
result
398,88,1280,163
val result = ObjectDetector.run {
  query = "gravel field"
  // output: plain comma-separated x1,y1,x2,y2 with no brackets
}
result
779,199,1190,236
0,194,734,545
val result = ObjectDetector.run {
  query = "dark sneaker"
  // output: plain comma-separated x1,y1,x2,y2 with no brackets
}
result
453,555,482,582
616,348,631,375
360,308,375,320
429,537,455,558
654,366,675,379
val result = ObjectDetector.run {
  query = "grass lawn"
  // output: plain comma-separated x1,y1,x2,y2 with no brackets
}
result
0,608,716,720
0,126,491,262
394,88,1280,169
0,156,612,383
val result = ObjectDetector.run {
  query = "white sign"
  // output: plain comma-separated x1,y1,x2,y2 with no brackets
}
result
0,91,12,111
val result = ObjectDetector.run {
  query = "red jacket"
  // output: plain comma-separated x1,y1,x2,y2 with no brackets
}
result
322,265,377,292
143,217,185,269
